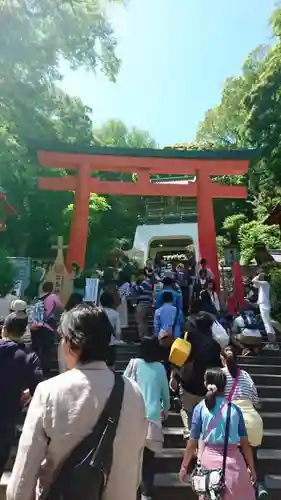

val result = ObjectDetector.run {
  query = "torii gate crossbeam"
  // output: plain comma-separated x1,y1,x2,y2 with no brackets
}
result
37,145,255,288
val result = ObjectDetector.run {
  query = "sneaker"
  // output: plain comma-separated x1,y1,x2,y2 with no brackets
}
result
271,343,280,351
255,482,270,499
141,496,152,500
183,429,190,440
263,343,274,351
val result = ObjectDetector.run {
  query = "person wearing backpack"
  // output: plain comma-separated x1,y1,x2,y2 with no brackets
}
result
231,309,262,356
170,306,222,439
7,305,147,500
154,291,183,345
30,281,63,377
0,312,43,476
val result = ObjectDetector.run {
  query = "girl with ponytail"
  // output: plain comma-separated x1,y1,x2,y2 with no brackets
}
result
221,346,267,498
179,367,256,499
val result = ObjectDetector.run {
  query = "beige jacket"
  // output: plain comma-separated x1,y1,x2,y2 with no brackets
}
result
7,362,147,500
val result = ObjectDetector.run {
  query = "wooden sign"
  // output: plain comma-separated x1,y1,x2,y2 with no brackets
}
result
43,236,73,305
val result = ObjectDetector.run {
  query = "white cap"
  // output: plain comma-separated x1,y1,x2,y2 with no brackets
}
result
10,299,27,312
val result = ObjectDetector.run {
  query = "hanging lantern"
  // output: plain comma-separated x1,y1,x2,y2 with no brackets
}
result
0,188,17,231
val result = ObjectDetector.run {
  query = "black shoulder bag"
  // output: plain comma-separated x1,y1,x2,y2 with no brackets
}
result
45,373,124,500
191,402,232,500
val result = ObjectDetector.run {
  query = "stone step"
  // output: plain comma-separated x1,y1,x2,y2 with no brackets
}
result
155,445,281,476
166,410,281,430
239,355,281,365
163,426,281,449
1,470,280,500
251,373,281,386
259,398,281,412
260,413,281,430
155,448,183,473
258,449,281,474
239,363,281,375
153,473,280,500
254,385,281,398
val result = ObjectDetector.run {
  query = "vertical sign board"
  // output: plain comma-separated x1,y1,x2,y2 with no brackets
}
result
84,278,100,304
8,257,31,297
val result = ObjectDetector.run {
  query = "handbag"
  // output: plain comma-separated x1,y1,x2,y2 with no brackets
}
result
191,374,240,500
45,374,124,500
191,403,231,500
211,321,229,349
169,332,192,367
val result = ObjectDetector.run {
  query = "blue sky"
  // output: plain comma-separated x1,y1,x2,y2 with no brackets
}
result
60,0,277,146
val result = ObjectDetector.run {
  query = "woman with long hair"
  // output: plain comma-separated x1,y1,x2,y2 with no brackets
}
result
7,305,147,500
124,336,170,500
179,367,256,500
221,345,267,499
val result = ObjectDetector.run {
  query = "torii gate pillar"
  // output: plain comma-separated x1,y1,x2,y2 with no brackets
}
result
196,169,219,285
67,164,91,270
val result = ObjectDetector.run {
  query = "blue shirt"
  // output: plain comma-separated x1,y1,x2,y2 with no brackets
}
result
124,358,170,421
154,303,177,335
155,286,183,311
190,397,247,445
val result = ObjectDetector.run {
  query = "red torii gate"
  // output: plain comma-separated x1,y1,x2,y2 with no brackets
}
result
37,146,254,286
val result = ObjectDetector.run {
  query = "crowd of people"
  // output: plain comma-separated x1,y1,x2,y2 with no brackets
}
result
0,257,278,500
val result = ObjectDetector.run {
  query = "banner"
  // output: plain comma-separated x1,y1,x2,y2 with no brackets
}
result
84,278,100,304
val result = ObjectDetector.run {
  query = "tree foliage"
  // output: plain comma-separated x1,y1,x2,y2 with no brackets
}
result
0,0,129,262
194,7,281,262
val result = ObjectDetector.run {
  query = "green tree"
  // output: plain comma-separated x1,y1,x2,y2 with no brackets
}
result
193,7,281,262
0,0,125,258
222,214,248,245
238,220,280,264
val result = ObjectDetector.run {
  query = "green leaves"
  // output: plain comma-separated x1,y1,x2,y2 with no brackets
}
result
238,221,280,264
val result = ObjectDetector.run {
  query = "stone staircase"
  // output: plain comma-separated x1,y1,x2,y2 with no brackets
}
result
1,314,281,500
115,343,281,500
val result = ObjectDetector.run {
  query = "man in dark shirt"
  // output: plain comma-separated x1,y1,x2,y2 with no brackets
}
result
132,269,153,338
170,310,221,438
0,312,43,475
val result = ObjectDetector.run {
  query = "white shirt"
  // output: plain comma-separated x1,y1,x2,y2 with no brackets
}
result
252,276,271,309
103,307,121,345
7,363,147,500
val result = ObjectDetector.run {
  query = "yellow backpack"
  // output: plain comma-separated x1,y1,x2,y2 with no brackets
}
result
169,332,192,367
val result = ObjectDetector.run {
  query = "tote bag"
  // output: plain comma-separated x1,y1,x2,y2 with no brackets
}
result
211,321,229,349
234,399,263,447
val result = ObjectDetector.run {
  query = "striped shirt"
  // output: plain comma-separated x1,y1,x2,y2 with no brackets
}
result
119,282,131,299
223,368,259,407
132,280,153,305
